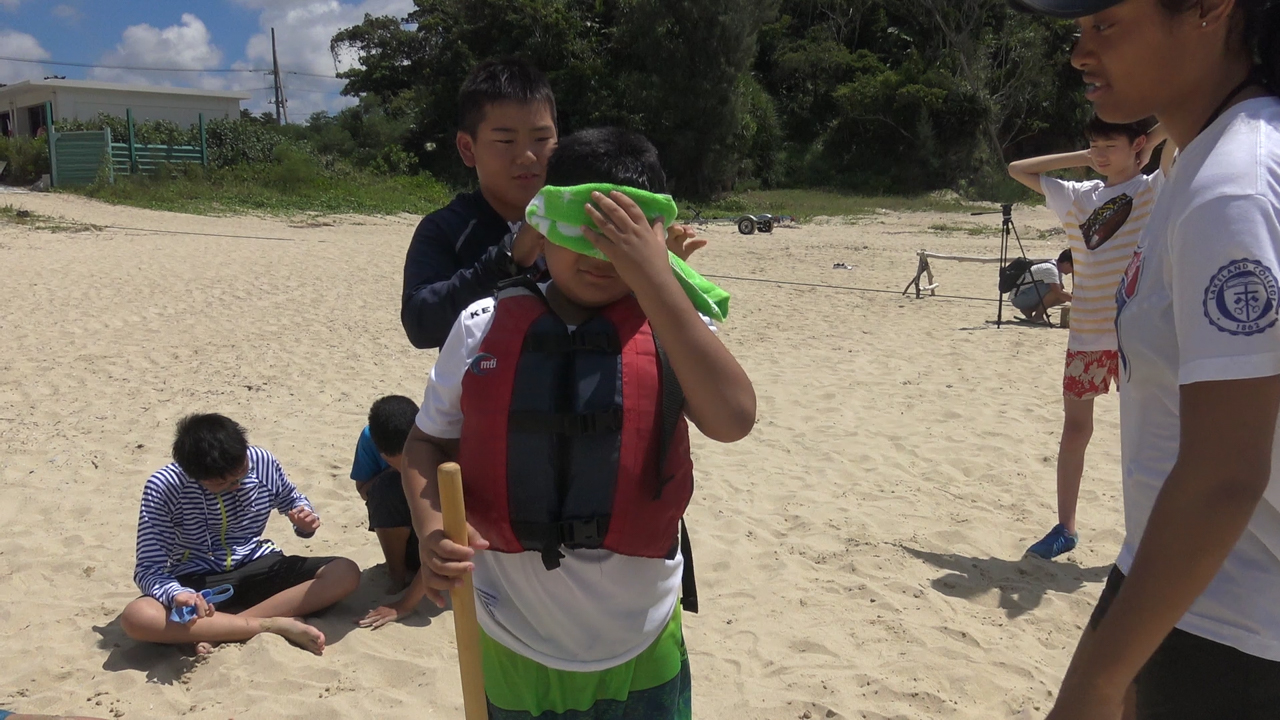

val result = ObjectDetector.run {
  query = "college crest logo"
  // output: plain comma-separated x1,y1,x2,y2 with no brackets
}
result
1203,259,1280,337
468,353,498,376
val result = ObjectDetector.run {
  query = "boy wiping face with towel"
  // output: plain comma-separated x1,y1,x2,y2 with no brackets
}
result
400,127,755,719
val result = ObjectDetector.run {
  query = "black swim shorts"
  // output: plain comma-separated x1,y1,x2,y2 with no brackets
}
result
176,552,338,614
365,467,413,531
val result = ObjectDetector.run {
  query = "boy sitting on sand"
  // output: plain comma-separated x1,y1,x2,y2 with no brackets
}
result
120,414,360,655
402,127,756,718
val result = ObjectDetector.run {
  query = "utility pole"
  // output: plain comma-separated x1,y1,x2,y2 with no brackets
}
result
270,28,287,125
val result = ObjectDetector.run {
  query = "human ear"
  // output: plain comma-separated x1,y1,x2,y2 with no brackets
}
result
1198,0,1236,27
457,131,477,168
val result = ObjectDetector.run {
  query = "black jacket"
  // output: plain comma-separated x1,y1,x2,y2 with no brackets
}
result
401,191,517,349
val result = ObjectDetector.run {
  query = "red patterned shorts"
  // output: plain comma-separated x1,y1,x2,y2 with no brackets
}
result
1063,350,1120,401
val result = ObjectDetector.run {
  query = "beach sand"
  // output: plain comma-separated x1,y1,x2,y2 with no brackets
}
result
0,192,1121,719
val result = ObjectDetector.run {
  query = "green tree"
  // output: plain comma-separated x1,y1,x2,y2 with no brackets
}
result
331,0,777,198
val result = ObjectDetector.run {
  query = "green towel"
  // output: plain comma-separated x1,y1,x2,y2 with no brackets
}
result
526,183,730,322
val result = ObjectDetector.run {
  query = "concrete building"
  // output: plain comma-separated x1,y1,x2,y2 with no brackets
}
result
0,79,249,137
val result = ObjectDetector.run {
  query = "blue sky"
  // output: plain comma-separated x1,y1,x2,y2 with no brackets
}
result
0,0,414,117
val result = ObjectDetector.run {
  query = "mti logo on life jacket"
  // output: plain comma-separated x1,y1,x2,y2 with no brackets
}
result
469,353,498,376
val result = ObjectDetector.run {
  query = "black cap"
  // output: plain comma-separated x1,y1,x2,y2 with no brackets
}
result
1009,0,1125,18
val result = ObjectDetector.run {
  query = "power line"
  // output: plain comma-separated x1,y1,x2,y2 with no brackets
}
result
0,56,350,80
283,87,348,96
286,71,345,80
0,55,269,73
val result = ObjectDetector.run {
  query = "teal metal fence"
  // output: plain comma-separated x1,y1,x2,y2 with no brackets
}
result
47,106,208,188
51,129,112,187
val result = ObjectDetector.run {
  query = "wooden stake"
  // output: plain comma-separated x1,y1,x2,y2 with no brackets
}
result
438,462,488,720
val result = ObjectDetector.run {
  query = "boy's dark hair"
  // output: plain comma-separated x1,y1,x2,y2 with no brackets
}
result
368,395,420,457
173,413,248,481
545,127,667,193
458,57,557,137
1084,115,1154,143
1058,248,1073,266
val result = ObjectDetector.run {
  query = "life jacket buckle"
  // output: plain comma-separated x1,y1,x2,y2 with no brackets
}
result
560,518,605,547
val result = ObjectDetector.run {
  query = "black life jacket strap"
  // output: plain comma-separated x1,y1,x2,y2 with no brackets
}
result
512,518,610,571
680,518,698,614
524,331,620,354
508,408,624,436
653,337,698,613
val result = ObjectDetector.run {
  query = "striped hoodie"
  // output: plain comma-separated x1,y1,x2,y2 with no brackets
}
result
133,446,316,606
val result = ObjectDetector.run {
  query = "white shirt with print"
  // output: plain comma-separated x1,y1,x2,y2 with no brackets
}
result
1045,171,1164,351
416,288,713,672
1115,97,1280,661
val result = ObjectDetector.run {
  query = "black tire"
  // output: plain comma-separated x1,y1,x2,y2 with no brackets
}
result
759,218,773,233
737,216,756,235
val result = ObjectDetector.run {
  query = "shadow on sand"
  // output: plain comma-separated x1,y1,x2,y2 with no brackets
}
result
92,566,446,683
902,545,1111,618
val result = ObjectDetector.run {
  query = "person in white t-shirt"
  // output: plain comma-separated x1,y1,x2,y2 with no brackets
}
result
1010,251,1076,321
1008,116,1170,560
1012,0,1280,718
400,128,755,719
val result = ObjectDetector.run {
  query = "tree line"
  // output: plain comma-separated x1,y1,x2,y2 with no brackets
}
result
324,0,1087,200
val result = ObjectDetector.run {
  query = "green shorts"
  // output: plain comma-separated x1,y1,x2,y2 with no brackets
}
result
483,605,691,720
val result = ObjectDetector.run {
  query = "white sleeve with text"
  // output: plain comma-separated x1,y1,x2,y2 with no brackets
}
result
415,298,497,439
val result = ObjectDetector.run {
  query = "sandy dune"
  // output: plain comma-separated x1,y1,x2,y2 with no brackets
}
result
0,191,1121,719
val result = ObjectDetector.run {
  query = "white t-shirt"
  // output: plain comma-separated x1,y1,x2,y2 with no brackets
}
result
1017,261,1063,289
1115,97,1280,661
416,287,713,671
1045,171,1164,351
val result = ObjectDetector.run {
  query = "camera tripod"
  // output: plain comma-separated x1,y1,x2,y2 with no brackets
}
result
972,203,1052,329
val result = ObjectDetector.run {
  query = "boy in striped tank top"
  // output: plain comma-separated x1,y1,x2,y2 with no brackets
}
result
1008,116,1171,559
120,414,361,655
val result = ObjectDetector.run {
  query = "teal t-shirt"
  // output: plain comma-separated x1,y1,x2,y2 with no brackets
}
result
350,426,390,482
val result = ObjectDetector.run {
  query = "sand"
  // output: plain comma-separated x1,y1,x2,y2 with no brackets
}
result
0,191,1122,719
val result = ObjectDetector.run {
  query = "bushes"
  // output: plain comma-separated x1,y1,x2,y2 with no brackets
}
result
0,135,50,185
58,114,197,146
79,159,453,216
47,111,456,216
204,118,289,168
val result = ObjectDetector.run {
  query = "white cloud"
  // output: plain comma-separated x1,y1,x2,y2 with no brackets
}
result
237,0,414,118
63,3,416,121
90,13,227,89
1,0,22,12
52,4,83,21
0,30,50,84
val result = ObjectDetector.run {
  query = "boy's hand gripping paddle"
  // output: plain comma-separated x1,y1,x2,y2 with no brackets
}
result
439,462,488,720
169,584,234,624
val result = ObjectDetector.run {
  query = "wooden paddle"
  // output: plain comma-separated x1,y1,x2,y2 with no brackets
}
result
438,462,488,720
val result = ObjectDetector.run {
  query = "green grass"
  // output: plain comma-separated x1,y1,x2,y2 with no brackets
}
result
72,162,454,217
0,204,101,233
678,188,992,222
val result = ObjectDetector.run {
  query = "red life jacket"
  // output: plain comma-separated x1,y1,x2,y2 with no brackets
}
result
457,286,695,570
